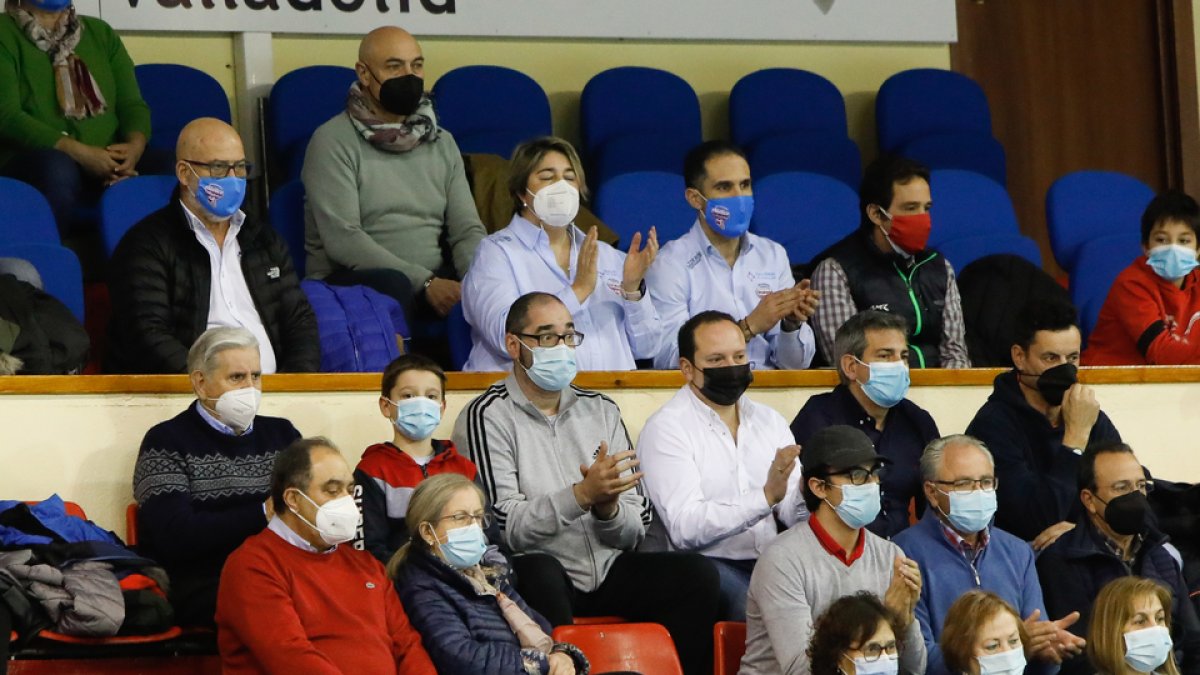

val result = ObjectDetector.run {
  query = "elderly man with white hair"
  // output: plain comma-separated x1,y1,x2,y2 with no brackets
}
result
132,326,301,627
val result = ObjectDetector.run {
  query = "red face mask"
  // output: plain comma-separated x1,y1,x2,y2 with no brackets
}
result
882,210,931,254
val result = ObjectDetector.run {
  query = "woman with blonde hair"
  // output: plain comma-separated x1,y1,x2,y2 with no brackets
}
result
940,590,1031,675
389,473,589,675
1087,577,1179,675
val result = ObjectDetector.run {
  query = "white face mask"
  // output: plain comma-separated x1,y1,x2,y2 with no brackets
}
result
528,179,580,229
291,490,359,546
208,387,261,432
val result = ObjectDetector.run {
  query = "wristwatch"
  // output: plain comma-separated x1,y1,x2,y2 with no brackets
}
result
621,279,646,302
422,276,435,294
738,318,754,342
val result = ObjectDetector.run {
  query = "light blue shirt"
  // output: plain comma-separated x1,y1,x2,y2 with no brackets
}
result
461,214,663,371
194,400,253,436
645,220,816,370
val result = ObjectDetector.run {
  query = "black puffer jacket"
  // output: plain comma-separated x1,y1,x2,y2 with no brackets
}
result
106,194,319,373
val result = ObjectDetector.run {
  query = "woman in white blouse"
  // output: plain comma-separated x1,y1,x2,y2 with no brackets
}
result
461,137,662,371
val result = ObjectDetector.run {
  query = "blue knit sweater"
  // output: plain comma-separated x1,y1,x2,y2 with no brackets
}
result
894,510,1053,675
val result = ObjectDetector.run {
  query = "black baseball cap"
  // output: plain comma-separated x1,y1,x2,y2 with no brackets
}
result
800,425,886,474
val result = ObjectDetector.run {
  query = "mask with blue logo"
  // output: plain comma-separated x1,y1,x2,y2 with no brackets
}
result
853,357,910,408
519,342,578,392
388,396,441,441
1146,244,1200,281
827,481,881,529
27,0,71,10
700,194,754,238
189,164,246,220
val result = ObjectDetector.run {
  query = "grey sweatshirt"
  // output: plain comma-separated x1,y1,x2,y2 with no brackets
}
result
739,520,927,675
452,374,651,593
301,112,486,284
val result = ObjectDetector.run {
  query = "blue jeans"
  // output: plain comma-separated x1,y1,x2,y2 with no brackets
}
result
710,556,756,621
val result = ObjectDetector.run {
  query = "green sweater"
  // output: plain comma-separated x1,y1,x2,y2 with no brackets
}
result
301,112,486,286
0,14,151,168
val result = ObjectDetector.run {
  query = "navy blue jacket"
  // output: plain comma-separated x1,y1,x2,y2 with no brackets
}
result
791,384,940,537
965,371,1121,541
1036,518,1200,675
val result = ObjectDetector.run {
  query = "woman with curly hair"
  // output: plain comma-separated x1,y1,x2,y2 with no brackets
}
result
808,592,904,675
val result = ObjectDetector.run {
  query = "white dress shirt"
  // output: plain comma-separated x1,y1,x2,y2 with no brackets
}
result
637,384,807,561
461,214,663,371
646,220,816,370
182,202,277,374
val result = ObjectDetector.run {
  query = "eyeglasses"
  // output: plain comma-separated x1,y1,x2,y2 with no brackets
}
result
183,159,253,178
438,511,494,529
933,477,998,494
826,465,885,486
1105,479,1154,497
516,332,585,348
856,640,898,661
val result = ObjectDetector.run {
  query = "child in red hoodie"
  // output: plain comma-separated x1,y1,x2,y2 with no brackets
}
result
1084,190,1200,365
354,354,477,563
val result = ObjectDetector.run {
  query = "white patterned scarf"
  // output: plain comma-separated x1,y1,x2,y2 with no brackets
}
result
6,1,107,119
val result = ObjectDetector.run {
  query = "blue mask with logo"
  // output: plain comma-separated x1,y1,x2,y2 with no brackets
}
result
1146,244,1200,281
189,165,246,220
977,647,1027,675
28,0,71,10
702,195,754,238
854,358,910,408
519,342,578,392
828,481,881,529
389,396,441,441
437,523,488,570
941,488,998,534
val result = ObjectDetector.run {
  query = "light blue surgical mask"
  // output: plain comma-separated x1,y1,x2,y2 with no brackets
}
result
850,654,898,675
854,357,910,408
389,396,441,441
519,342,577,392
827,481,881,530
190,166,247,220
1124,625,1173,673
941,487,998,535
701,194,754,238
1146,244,1200,281
977,646,1027,675
436,523,488,570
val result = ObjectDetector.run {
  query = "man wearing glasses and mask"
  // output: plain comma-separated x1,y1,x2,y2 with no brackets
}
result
453,291,721,675
741,424,926,675
107,117,317,374
1036,442,1200,675
895,435,1086,675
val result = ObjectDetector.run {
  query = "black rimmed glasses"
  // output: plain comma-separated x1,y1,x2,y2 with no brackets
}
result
516,332,585,348
826,465,886,486
183,159,253,178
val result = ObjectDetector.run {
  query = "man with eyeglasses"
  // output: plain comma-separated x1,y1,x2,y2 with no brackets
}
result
637,310,806,622
894,434,1086,675
741,424,926,675
453,291,721,675
1036,441,1200,675
108,117,318,374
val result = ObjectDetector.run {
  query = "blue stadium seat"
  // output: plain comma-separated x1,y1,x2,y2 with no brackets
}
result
432,65,552,158
927,169,1020,248
268,66,358,182
269,179,307,277
99,175,178,257
447,302,471,371
876,68,995,153
591,171,695,248
730,68,849,150
590,134,696,188
0,177,60,245
747,133,862,189
1046,170,1155,273
581,67,701,175
902,133,1006,186
0,242,84,321
1068,232,1142,342
750,172,860,268
936,234,1042,274
135,64,232,152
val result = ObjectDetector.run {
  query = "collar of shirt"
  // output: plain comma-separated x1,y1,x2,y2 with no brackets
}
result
510,214,583,250
193,399,253,436
1099,528,1142,562
809,514,865,567
687,219,753,260
504,372,579,419
938,517,990,557
830,384,884,441
680,380,751,424
180,200,246,242
268,515,336,554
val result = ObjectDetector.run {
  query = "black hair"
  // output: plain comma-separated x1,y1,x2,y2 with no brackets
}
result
802,468,831,513
683,140,748,191
1012,297,1079,351
270,437,337,510
381,354,446,398
858,155,931,229
808,592,903,675
1078,441,1136,492
677,310,739,363
504,291,563,335
1140,190,1200,245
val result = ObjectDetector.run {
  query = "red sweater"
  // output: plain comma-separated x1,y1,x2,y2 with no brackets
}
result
215,527,436,675
1083,256,1200,365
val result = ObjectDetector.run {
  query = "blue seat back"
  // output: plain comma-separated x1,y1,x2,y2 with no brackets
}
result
590,134,696,188
581,67,701,162
730,68,848,149
100,175,178,257
937,234,1042,275
903,133,1006,186
748,133,862,189
432,65,552,158
1046,170,1155,273
876,69,993,152
1068,232,1142,341
927,169,1020,248
0,242,84,321
751,172,860,267
135,64,231,152
269,179,307,277
0,177,60,245
268,66,357,182
592,171,695,249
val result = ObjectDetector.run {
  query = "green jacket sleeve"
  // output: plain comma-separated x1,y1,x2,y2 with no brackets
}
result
0,18,67,150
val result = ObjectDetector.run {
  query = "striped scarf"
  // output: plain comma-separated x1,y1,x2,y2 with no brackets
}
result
6,1,106,120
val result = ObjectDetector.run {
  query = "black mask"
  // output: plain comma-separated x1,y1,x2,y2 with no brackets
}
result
695,363,753,406
370,70,424,117
1100,490,1150,536
1031,362,1077,406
